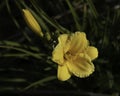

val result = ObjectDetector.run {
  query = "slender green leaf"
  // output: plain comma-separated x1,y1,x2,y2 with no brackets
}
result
5,0,20,29
66,0,82,31
29,0,70,33
0,41,40,52
23,76,56,90
0,78,27,82
86,0,98,19
0,45,42,59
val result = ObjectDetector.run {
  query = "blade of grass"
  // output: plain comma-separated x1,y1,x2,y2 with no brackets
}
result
0,87,15,92
0,45,43,59
65,0,82,31
5,0,20,29
0,40,40,52
29,0,70,33
112,9,120,25
23,75,56,90
82,3,87,31
0,78,27,82
0,53,29,58
86,0,98,19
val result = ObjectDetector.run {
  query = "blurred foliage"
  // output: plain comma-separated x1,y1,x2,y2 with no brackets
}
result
0,0,120,95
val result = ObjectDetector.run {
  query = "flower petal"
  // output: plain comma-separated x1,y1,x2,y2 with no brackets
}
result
86,46,98,60
69,32,89,55
52,34,68,65
57,64,71,81
67,55,94,78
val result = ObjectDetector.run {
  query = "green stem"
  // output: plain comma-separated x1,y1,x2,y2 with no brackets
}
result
66,0,82,31
0,46,42,59
86,0,98,19
23,76,56,90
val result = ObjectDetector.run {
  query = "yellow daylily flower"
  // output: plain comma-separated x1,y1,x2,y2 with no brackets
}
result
52,32,98,81
22,9,43,37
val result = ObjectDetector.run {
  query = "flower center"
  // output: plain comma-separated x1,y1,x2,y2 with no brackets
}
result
64,51,75,61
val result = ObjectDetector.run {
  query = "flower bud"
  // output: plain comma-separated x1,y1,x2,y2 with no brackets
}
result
22,9,43,37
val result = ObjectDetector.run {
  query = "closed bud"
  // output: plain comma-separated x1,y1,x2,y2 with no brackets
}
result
46,32,51,41
22,9,43,37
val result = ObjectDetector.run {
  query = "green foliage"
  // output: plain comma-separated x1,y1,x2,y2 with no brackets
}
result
0,0,120,95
